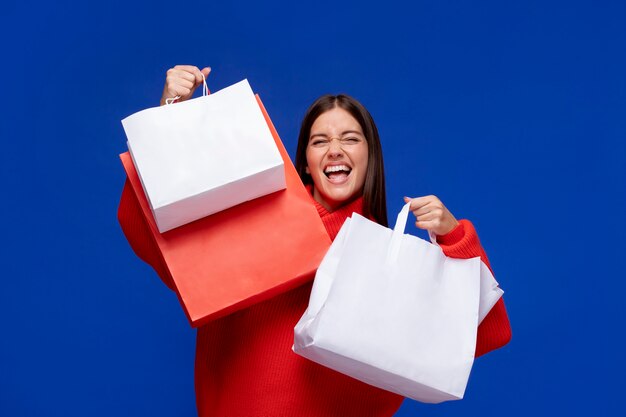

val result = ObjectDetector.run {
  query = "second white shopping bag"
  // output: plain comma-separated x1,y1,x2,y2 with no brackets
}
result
293,203,503,403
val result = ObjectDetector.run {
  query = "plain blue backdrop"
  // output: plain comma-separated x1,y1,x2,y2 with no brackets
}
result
2,0,625,416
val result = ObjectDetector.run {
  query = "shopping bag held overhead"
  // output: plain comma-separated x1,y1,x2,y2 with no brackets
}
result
122,78,286,233
119,94,331,328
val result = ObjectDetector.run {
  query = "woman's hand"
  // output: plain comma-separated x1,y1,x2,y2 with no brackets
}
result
160,65,211,106
403,195,459,236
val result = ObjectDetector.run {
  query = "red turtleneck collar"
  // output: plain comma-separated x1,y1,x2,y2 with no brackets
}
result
305,185,364,241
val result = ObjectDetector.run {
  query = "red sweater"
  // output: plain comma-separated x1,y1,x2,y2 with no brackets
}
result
118,180,511,417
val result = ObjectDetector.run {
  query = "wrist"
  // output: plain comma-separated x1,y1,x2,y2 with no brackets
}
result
436,221,465,246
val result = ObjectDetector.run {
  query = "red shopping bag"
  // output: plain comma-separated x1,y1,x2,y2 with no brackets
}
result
119,96,331,328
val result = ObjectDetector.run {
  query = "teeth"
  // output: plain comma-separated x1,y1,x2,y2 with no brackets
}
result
324,165,351,173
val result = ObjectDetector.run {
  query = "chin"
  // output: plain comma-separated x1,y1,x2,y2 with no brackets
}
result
319,185,360,208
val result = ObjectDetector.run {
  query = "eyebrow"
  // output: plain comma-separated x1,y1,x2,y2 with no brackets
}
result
309,130,364,140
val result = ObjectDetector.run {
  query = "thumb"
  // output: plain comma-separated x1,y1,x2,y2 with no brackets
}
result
201,67,212,78
403,196,412,203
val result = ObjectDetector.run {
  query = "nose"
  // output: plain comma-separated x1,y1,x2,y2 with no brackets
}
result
327,137,343,158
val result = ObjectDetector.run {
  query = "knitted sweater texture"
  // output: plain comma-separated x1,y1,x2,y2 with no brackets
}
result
118,180,511,417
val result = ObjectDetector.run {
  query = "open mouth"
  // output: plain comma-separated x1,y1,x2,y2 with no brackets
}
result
324,164,352,182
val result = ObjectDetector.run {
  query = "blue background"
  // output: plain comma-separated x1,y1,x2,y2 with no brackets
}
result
2,0,625,415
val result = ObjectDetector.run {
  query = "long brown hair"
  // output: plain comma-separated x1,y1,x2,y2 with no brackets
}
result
295,94,388,227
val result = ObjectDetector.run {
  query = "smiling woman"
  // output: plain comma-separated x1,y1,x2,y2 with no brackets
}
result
117,64,512,417
306,108,370,211
296,94,388,226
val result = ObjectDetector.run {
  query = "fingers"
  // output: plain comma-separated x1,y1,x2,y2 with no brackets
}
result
168,67,199,87
166,76,194,92
172,65,211,85
404,195,438,212
166,83,191,98
409,202,440,218
413,209,442,222
161,65,211,105
172,65,202,80
414,220,440,230
403,195,459,236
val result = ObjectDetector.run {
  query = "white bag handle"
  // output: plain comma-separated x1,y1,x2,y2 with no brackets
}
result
382,202,503,323
387,202,411,263
387,202,439,263
165,73,209,105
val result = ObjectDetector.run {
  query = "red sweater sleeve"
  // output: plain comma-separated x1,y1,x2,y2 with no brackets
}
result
117,178,176,291
436,219,512,357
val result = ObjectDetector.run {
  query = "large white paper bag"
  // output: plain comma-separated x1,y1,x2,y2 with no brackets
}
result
294,203,504,403
121,79,285,233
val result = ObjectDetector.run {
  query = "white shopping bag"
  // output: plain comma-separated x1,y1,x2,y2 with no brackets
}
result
122,79,285,233
294,203,503,403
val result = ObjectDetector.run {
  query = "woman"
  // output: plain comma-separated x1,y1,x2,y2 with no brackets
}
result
119,65,512,417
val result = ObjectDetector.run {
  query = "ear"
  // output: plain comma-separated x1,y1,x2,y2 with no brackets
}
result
305,166,310,174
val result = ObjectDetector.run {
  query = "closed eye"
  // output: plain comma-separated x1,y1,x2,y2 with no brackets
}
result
342,137,362,144
311,139,328,146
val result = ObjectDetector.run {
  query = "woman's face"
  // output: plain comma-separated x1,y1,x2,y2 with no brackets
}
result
305,107,369,211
